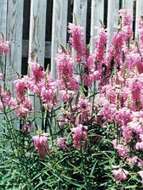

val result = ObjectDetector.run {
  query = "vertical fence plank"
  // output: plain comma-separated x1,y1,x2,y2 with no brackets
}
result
90,0,104,53
0,0,7,39
0,0,7,75
73,0,88,35
6,0,24,82
51,0,68,79
135,0,143,38
122,0,134,29
107,0,120,48
28,0,47,65
122,0,134,12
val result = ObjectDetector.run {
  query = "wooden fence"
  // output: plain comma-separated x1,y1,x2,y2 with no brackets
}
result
0,0,142,82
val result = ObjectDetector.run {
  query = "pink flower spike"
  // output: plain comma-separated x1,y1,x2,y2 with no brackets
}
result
68,23,86,62
0,40,10,55
30,62,45,82
57,137,67,150
112,168,129,182
71,124,87,150
32,135,49,160
0,73,3,80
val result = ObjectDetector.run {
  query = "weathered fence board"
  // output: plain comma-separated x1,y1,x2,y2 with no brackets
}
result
28,0,47,65
0,0,7,73
122,0,134,30
135,0,143,38
0,0,7,39
73,0,88,34
107,0,120,48
6,0,24,81
51,0,68,79
90,0,104,53
122,0,134,12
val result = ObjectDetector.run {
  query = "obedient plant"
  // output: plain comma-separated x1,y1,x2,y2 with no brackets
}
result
1,9,143,189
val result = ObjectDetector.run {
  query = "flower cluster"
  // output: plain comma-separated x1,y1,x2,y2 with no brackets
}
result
0,39,9,55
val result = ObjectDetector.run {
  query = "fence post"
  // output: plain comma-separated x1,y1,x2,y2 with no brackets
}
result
135,0,143,39
28,0,47,66
107,0,119,48
51,0,68,79
90,0,104,53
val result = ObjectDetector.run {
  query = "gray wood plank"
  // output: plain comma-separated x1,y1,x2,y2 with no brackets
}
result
0,0,7,39
51,0,68,79
6,0,24,82
122,0,134,12
28,0,47,65
135,0,143,39
107,0,120,48
73,0,88,35
90,0,104,53
0,0,7,74
122,0,134,29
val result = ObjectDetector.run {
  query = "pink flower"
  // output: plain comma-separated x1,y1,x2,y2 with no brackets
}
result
0,40,10,54
115,108,132,126
71,124,87,149
87,55,95,72
122,126,132,143
94,28,107,62
15,78,27,99
67,78,79,90
57,137,67,150
130,79,142,102
112,168,129,182
0,73,3,80
112,140,129,158
57,52,73,80
99,103,116,122
78,98,91,112
68,23,86,61
137,159,143,168
135,141,143,151
30,62,45,82
138,171,143,184
32,135,49,159
119,9,132,39
138,17,143,48
126,52,141,70
126,156,138,166
82,74,93,87
41,86,55,106
21,123,32,134
16,98,32,118
59,90,75,102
